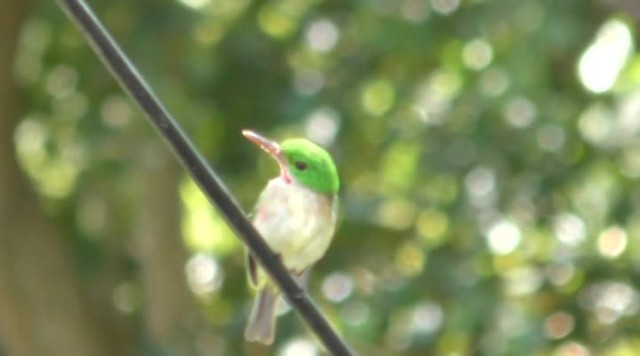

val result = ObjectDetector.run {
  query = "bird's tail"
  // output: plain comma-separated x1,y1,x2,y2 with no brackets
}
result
245,287,280,344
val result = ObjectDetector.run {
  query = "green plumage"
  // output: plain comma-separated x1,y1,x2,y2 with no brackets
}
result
281,138,340,195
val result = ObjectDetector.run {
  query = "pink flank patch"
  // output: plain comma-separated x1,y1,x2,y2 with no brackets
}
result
256,209,270,222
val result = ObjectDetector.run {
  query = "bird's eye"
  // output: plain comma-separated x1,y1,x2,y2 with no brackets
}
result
295,161,308,171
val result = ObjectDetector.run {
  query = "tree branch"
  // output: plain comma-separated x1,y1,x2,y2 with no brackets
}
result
54,0,353,354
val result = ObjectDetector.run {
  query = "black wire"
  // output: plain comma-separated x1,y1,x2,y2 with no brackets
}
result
54,0,353,354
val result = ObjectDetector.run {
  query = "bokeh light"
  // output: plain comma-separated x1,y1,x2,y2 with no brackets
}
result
465,166,497,207
580,281,639,325
578,18,633,93
544,311,575,340
485,219,522,255
278,338,317,356
186,253,224,297
341,301,370,327
462,39,493,71
321,271,354,303
180,178,238,254
430,0,460,15
596,225,627,259
503,96,537,129
305,19,339,52
304,107,340,146
294,69,325,95
361,79,396,116
553,213,586,247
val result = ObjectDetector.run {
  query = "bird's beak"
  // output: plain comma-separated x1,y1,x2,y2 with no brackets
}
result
242,130,286,167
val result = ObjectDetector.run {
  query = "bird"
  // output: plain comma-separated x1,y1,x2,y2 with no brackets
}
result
242,129,340,345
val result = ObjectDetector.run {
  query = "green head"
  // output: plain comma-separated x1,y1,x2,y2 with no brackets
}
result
243,130,339,195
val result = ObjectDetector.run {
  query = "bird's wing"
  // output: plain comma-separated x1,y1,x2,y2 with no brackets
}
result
294,269,310,289
247,253,259,288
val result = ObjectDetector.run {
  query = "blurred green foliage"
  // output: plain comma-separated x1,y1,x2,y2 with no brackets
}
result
8,0,640,354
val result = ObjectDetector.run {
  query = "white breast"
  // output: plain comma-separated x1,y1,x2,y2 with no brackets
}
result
252,178,337,273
